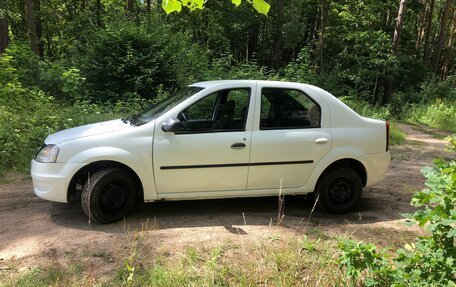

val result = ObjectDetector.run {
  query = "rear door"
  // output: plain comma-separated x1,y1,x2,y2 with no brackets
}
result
247,84,332,190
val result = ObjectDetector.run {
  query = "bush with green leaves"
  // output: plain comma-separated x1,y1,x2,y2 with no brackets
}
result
80,16,208,103
338,139,456,286
0,45,156,174
405,100,456,133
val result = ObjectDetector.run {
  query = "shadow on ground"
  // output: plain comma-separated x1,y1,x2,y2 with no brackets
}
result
51,190,415,232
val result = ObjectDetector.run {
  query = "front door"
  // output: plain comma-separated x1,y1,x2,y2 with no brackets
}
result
153,86,254,196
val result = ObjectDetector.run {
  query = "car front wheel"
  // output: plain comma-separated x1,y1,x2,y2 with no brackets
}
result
315,168,362,214
81,168,137,224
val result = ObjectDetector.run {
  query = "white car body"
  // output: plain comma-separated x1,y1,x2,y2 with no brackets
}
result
31,80,390,221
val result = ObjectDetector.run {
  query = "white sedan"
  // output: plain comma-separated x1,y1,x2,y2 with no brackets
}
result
31,80,390,223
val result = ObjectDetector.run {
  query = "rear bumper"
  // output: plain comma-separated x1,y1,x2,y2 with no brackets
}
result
31,160,85,203
359,151,390,187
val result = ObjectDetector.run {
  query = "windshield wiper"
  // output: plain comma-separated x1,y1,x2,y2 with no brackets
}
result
121,116,136,126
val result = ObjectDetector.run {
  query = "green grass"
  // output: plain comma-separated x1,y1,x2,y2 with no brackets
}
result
389,122,406,145
107,236,343,286
404,100,456,133
1,235,345,287
0,264,85,287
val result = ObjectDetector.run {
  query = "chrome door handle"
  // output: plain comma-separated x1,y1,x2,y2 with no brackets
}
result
315,138,329,144
231,143,246,149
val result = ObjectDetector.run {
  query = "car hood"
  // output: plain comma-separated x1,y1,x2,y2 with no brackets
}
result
45,119,130,144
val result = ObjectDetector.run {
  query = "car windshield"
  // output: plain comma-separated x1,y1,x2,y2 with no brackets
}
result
128,86,204,126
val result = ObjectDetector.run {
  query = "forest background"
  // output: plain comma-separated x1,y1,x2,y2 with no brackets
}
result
0,0,455,173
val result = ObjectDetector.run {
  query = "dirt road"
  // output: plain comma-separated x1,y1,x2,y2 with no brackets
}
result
0,123,452,276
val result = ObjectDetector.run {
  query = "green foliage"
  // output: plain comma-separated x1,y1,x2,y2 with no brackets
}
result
323,0,396,100
0,45,154,174
338,240,393,287
339,97,390,119
394,156,456,285
392,77,456,132
281,47,316,83
417,76,456,103
81,17,207,103
338,140,456,286
405,100,456,132
161,0,270,15
389,123,406,146
205,54,275,80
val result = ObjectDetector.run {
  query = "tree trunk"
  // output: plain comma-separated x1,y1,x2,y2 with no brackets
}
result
415,1,428,55
96,0,101,26
146,0,151,13
273,0,283,68
35,0,44,59
317,0,328,74
392,0,407,55
126,0,134,14
440,7,456,79
248,22,260,61
432,0,451,74
423,0,435,65
384,0,407,104
25,0,39,55
0,0,8,53
386,0,393,28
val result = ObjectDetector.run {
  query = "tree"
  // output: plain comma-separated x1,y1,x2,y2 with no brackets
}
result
423,0,435,65
24,0,39,57
126,0,134,14
0,0,8,53
433,0,452,74
317,0,329,74
384,0,407,104
440,6,456,79
97,0,102,26
392,0,407,55
272,0,284,68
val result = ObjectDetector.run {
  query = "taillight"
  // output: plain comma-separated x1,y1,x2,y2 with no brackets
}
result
386,121,390,152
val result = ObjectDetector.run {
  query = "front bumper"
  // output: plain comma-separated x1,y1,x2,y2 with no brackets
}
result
31,160,85,203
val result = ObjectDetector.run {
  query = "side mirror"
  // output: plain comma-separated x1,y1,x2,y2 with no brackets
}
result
161,117,183,133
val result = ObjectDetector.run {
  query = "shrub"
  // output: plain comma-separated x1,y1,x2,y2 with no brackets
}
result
404,100,456,132
338,139,456,286
81,16,208,102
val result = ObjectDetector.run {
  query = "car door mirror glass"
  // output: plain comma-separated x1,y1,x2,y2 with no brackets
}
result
161,117,183,133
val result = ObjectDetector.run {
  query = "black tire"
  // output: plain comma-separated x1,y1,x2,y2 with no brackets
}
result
315,168,362,214
81,168,137,224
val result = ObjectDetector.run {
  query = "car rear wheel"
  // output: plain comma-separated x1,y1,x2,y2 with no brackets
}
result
315,168,362,214
81,168,137,224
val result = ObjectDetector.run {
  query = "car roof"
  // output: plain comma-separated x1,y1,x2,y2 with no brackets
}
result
190,80,313,89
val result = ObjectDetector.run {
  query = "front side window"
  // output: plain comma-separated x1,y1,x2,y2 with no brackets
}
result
131,86,204,126
178,88,250,133
260,88,321,129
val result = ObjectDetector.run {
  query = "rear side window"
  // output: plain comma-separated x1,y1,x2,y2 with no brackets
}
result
260,88,321,129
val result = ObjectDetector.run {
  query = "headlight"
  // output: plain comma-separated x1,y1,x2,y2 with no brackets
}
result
35,144,60,163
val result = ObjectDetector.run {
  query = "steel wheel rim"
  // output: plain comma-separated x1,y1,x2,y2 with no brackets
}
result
328,178,353,204
100,182,128,214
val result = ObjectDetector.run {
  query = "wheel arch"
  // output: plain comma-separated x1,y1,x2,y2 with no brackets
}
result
316,158,367,188
67,160,144,202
